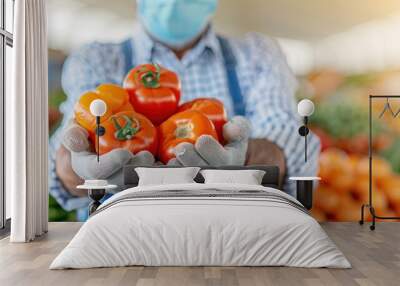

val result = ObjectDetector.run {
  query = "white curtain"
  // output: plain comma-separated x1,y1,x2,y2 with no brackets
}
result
7,0,49,242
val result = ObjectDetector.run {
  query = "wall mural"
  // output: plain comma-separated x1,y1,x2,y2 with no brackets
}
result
47,1,400,223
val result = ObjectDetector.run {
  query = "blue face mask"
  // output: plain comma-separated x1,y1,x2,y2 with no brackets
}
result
137,0,218,48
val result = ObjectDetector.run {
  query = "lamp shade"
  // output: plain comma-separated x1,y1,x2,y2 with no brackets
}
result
90,99,107,117
297,99,315,117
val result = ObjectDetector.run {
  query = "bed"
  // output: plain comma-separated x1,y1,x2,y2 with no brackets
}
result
50,165,350,269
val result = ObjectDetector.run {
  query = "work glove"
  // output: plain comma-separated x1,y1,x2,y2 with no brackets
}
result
168,116,251,166
62,119,155,186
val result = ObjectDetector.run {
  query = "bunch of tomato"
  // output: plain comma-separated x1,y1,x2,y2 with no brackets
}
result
74,64,228,164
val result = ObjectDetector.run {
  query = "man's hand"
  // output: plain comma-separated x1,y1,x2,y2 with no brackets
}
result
168,116,251,166
55,145,86,197
167,116,286,187
56,120,155,195
246,138,286,187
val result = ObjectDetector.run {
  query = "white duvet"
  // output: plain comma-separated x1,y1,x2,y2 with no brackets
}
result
50,183,350,269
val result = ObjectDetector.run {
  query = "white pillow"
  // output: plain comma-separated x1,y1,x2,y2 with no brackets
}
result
200,169,266,185
135,167,201,186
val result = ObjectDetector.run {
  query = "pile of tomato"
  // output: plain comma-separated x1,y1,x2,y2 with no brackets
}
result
74,64,228,164
311,147,400,222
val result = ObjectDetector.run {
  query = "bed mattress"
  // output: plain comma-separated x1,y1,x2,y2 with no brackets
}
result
50,183,350,269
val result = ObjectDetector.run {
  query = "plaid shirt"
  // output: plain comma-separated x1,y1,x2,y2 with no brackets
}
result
49,27,320,212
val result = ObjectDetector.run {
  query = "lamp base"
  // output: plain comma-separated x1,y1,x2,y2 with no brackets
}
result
88,189,106,215
296,180,313,210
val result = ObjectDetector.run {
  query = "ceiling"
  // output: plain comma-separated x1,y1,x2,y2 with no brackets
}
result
48,0,400,40
46,0,400,73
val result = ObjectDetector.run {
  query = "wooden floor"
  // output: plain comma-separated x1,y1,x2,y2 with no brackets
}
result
0,222,398,286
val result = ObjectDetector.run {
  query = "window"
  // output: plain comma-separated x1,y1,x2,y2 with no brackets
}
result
0,0,14,232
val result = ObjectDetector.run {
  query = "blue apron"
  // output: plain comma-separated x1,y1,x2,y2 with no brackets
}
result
76,36,245,221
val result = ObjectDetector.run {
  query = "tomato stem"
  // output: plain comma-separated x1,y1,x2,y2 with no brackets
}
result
136,63,161,89
112,115,141,141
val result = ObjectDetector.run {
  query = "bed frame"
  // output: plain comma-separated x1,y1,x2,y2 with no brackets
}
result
87,165,281,215
123,165,281,190
122,165,314,210
85,165,312,215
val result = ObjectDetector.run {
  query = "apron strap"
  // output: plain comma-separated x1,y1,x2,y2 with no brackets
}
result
122,38,135,75
217,36,246,116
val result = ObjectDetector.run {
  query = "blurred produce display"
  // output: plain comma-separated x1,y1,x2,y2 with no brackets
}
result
49,195,76,221
313,149,399,221
305,69,400,221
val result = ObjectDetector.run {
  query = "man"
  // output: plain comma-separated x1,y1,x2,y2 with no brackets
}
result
50,0,320,220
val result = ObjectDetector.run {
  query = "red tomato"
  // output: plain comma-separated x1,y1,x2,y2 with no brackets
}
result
179,98,227,143
95,110,158,156
123,64,180,126
158,110,218,164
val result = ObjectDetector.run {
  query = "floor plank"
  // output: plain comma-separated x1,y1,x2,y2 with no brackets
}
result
0,222,398,286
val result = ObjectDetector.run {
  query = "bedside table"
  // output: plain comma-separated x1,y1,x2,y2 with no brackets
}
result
77,183,117,215
289,177,321,210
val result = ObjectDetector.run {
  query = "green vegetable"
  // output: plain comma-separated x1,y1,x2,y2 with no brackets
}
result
310,100,384,139
48,89,67,108
382,137,400,174
48,195,76,221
